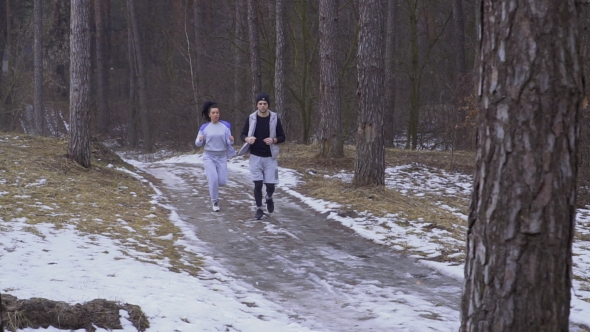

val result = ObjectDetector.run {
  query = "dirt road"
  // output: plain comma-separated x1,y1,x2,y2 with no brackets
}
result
143,161,462,331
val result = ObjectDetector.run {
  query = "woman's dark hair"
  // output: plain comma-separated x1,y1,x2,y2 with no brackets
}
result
201,101,218,122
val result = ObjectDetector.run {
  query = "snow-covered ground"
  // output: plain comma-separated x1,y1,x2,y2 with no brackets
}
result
2,150,590,331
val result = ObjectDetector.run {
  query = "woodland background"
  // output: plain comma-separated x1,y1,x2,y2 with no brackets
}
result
0,0,479,148
0,0,588,176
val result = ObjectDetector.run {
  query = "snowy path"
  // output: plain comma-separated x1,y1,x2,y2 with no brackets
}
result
141,161,462,331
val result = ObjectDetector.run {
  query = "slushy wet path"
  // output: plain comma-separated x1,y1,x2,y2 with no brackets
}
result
142,161,462,331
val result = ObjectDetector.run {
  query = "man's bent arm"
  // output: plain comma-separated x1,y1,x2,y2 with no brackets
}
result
275,118,286,144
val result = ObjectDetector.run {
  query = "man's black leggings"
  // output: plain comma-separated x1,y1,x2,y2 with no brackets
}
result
254,180,275,208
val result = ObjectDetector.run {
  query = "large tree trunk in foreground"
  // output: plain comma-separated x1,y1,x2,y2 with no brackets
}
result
460,0,583,331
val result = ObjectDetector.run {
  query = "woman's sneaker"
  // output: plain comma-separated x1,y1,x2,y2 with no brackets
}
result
212,202,220,212
255,208,264,220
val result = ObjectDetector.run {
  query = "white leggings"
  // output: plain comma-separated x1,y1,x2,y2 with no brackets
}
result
203,151,228,203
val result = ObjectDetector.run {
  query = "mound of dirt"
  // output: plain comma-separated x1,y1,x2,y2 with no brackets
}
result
1,294,149,332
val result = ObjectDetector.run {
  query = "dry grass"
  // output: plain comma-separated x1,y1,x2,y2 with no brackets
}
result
0,133,203,276
279,143,471,256
278,142,590,266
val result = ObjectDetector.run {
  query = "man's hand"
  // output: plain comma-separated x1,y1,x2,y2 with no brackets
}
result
198,135,205,141
263,137,274,145
229,135,234,143
247,136,256,144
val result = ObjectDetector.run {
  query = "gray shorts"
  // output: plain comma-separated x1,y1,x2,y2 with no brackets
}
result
249,155,279,184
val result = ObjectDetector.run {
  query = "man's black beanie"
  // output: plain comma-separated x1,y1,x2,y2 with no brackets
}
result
256,92,270,105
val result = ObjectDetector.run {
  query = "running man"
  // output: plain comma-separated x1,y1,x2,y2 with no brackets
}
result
238,92,286,219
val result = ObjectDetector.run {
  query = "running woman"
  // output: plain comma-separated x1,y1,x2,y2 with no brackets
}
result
195,101,235,211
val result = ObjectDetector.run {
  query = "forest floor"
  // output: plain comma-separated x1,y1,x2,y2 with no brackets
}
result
1,134,589,331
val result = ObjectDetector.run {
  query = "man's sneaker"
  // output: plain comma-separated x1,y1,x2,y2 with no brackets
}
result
266,197,274,213
212,202,220,212
255,208,264,220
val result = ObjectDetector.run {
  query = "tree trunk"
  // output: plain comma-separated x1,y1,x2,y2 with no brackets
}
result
296,0,312,144
452,0,466,81
94,0,109,134
247,0,261,101
68,0,92,168
233,0,246,133
0,0,11,131
0,0,10,131
406,0,419,150
50,0,70,98
319,0,343,158
191,0,200,128
274,0,288,135
461,1,583,330
353,0,385,186
383,0,397,147
33,0,44,136
127,25,137,148
126,0,151,152
452,0,469,151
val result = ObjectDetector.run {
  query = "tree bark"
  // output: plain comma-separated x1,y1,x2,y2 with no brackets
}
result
383,0,397,147
191,0,200,127
247,0,261,102
68,0,92,168
405,0,420,150
50,0,70,98
233,0,246,130
94,0,109,134
295,0,313,144
461,0,583,330
274,0,288,135
452,0,466,81
353,0,385,186
127,25,137,148
33,0,44,136
126,0,151,152
319,0,343,158
0,0,11,131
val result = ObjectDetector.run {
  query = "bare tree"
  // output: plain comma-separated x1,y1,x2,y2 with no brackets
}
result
94,0,109,134
191,0,200,123
247,0,261,101
68,0,92,168
452,0,466,81
318,0,343,158
233,0,246,131
274,0,288,134
0,0,12,131
353,0,385,186
127,0,151,151
404,0,451,150
49,0,70,98
127,24,138,148
461,0,583,330
33,0,44,136
383,0,398,147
